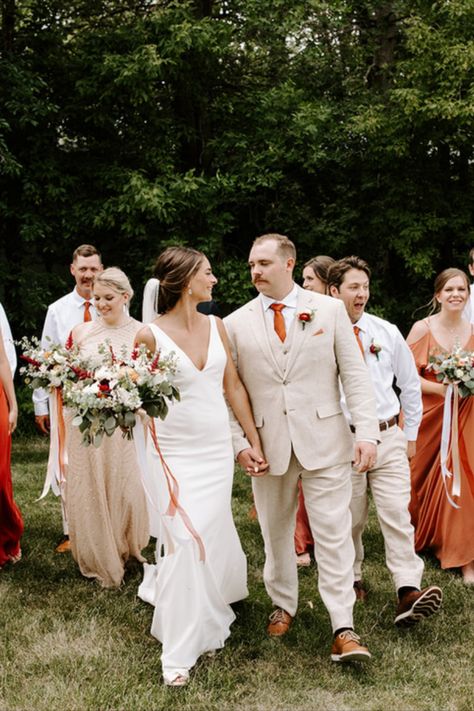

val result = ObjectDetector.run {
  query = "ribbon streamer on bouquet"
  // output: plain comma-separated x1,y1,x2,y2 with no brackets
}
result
440,383,461,509
133,418,206,562
38,388,67,500
133,419,176,557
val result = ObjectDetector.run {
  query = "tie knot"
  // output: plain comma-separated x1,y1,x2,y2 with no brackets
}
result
270,302,285,313
353,325,360,335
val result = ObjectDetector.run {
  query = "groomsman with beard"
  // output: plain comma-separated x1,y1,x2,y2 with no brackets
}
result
328,256,442,626
34,244,103,552
225,234,379,663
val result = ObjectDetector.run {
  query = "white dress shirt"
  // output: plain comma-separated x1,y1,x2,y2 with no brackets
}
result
341,311,422,441
0,302,17,375
33,288,98,415
259,283,299,336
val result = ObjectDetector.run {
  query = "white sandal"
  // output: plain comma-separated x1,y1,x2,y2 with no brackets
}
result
163,670,190,687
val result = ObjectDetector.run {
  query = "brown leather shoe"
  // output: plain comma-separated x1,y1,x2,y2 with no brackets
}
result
55,537,71,554
331,630,372,663
395,585,442,627
267,608,293,637
353,580,368,601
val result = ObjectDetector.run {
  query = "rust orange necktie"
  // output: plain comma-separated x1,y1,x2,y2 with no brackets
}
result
270,303,286,342
353,325,365,359
83,301,92,322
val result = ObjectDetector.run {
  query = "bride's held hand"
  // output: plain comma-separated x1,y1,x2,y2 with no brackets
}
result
237,446,269,477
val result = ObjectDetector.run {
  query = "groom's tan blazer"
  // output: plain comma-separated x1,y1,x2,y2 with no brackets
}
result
225,285,379,473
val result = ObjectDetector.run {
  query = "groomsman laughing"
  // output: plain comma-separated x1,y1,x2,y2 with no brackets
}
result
328,256,442,626
34,244,103,552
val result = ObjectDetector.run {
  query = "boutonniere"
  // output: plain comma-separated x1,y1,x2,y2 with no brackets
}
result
369,339,382,360
297,309,316,330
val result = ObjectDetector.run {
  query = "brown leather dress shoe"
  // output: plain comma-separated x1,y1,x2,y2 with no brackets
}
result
331,630,372,663
267,608,293,637
353,580,368,601
394,585,442,627
55,537,71,554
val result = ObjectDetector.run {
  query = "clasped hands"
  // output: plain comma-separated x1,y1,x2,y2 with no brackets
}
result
237,446,269,477
239,441,378,477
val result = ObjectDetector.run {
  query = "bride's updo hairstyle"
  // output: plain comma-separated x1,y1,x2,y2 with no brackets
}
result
154,246,205,313
95,267,134,301
429,267,469,314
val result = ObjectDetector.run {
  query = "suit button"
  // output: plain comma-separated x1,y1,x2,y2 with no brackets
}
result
283,349,289,355
282,380,287,385
283,410,287,415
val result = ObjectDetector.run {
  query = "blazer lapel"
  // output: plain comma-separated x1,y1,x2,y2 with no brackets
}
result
247,298,285,378
284,287,315,376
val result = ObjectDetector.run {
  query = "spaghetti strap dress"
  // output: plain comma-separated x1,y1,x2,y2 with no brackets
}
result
408,321,474,568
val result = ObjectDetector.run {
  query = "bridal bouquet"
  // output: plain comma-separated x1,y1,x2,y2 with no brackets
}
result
19,335,84,390
62,343,180,447
428,344,474,398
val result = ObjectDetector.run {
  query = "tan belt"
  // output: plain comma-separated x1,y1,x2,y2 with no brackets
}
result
350,415,398,434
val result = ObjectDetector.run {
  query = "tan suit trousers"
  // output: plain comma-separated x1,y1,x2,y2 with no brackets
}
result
351,425,424,590
253,451,355,632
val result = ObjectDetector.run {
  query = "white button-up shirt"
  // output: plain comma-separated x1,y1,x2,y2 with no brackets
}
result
342,311,422,441
259,283,299,337
33,288,98,415
0,302,17,375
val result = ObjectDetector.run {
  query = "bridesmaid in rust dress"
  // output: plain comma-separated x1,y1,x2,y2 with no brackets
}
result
0,325,23,569
295,256,335,566
407,268,474,585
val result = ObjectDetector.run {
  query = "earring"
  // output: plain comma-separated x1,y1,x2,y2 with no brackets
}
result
188,288,193,295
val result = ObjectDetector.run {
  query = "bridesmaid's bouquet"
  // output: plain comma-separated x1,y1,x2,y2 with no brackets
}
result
62,342,180,447
19,336,85,390
428,344,474,398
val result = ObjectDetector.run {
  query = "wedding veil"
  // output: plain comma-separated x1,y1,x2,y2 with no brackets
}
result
142,278,160,323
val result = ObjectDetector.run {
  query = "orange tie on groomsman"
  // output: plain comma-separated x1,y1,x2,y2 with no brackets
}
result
353,325,365,359
83,301,92,322
270,303,286,342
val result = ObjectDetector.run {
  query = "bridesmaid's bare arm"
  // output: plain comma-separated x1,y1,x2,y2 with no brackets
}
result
406,320,446,397
0,331,17,433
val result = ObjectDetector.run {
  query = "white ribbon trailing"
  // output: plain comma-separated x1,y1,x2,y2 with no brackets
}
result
38,389,66,500
440,383,461,509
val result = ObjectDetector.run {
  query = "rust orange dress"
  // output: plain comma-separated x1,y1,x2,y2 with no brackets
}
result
0,384,23,566
409,324,474,569
294,481,313,556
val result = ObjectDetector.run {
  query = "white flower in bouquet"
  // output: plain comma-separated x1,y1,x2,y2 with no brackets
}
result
428,342,474,398
63,341,180,447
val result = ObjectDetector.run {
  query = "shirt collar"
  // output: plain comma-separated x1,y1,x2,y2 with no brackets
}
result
260,283,298,312
72,287,92,308
353,311,369,333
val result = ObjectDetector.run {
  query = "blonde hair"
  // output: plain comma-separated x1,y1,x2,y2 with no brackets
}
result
94,267,134,300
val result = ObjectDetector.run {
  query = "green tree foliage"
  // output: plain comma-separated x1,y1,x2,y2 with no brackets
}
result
1,0,473,336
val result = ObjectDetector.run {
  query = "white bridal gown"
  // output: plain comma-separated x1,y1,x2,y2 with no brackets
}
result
138,315,248,682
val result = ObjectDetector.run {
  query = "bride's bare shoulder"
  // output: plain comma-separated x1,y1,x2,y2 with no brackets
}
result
134,324,156,352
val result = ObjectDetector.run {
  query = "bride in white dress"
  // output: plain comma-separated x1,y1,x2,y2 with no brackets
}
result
136,246,267,686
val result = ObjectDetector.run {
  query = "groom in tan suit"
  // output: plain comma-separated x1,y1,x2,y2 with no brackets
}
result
225,234,379,662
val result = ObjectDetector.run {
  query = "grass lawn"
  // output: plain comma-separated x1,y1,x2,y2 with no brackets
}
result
1,438,473,711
